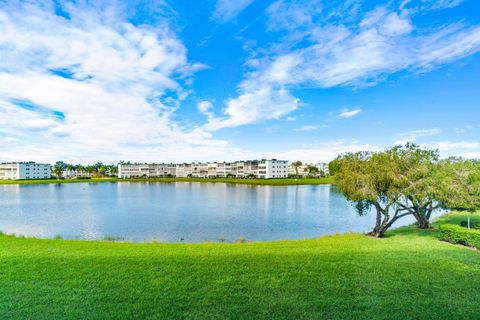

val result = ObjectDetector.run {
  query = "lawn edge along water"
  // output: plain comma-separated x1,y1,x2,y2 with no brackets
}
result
0,213,479,320
0,177,335,186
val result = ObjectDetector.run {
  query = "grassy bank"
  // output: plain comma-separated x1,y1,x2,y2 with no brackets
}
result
0,213,478,319
0,176,335,186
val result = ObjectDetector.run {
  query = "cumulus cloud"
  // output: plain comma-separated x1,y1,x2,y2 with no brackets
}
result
198,100,213,114
204,1,480,131
204,86,299,131
0,0,231,163
394,128,441,145
259,140,381,163
431,141,480,151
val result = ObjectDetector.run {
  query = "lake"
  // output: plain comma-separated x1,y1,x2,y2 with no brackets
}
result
0,182,418,242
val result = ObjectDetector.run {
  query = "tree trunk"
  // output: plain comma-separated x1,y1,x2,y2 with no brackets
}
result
368,203,391,238
416,215,430,229
412,207,431,229
370,210,382,235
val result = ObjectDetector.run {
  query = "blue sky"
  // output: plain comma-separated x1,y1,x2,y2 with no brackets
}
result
0,0,479,163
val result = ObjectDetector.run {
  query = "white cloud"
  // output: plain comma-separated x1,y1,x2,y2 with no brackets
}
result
266,0,323,31
198,100,213,114
459,152,480,159
431,141,480,151
0,1,234,163
429,0,463,10
394,128,441,145
339,109,362,118
259,140,381,163
426,140,480,159
294,125,318,131
204,86,299,131
379,12,413,36
212,0,255,22
205,2,480,131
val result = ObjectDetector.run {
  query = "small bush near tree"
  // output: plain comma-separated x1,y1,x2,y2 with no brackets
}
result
460,220,479,229
437,158,480,229
439,224,480,249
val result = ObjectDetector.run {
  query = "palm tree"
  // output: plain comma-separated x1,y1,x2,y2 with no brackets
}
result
292,160,302,176
52,161,67,179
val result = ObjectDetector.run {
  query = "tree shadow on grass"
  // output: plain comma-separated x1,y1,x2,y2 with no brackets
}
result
386,212,480,240
385,225,441,239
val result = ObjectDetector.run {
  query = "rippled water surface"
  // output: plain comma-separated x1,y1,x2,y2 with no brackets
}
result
0,182,418,242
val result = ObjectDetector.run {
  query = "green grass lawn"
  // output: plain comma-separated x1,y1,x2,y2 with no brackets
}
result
0,213,478,319
0,176,335,186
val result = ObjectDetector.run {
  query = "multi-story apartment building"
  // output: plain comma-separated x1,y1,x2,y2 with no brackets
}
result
243,160,259,177
63,169,94,179
207,162,218,177
175,163,192,178
258,159,288,178
216,162,232,177
117,163,176,178
0,162,52,180
191,163,209,178
118,159,289,179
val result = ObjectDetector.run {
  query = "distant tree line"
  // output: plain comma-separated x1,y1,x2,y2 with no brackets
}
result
330,143,480,237
289,160,328,178
52,161,118,179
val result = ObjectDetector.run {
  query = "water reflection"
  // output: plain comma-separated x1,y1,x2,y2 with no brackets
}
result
0,182,418,242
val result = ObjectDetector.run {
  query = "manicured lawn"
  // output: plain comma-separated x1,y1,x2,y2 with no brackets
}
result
0,213,478,319
0,177,335,186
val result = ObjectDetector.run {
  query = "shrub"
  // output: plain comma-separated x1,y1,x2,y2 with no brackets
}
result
439,224,480,249
460,220,480,229
103,235,125,242
236,237,246,243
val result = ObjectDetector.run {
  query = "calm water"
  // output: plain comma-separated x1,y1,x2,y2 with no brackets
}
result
0,182,417,242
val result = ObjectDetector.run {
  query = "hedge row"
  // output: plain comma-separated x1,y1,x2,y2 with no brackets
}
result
460,220,479,229
439,224,480,249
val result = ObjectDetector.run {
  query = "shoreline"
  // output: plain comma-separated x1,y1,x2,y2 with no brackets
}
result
1,212,478,319
0,177,335,186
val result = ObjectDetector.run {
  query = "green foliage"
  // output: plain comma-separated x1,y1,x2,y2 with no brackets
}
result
437,158,480,213
334,144,448,235
334,151,382,203
52,161,67,178
328,159,340,176
291,160,302,175
306,164,320,176
288,174,302,178
460,220,479,229
0,213,479,319
439,223,480,249
334,150,402,236
103,235,126,242
385,144,441,228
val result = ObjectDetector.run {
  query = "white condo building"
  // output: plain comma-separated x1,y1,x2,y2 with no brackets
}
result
117,163,176,179
0,162,52,180
118,159,289,179
258,159,288,179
